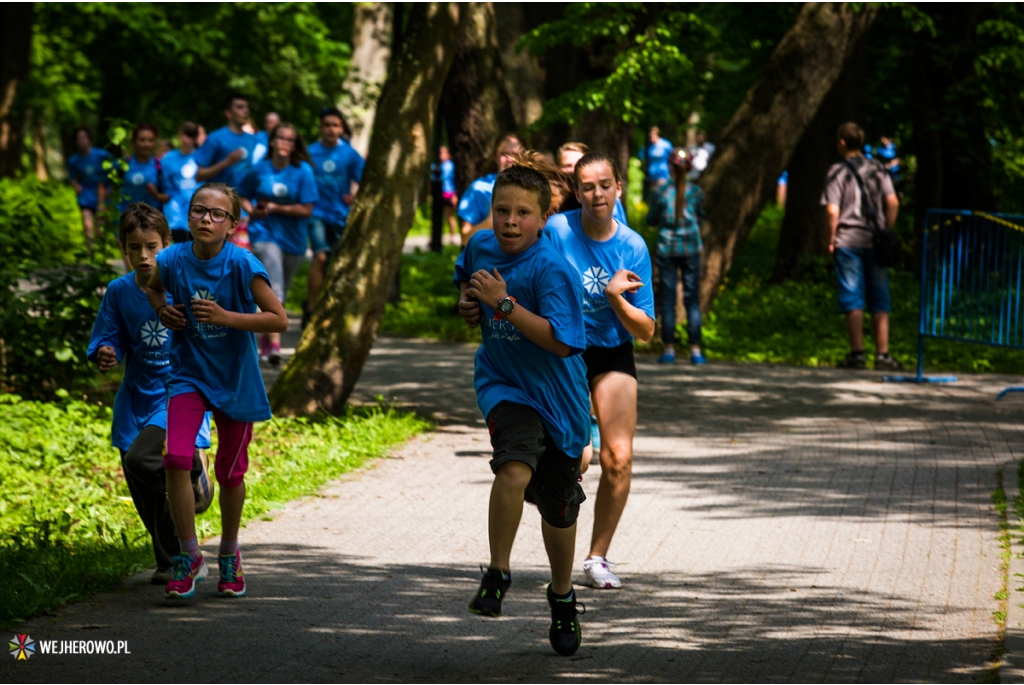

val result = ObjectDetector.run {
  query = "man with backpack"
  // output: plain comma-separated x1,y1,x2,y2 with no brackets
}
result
822,122,903,371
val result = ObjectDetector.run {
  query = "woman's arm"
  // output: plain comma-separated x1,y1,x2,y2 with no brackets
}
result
605,269,655,343
266,202,313,218
468,268,571,357
189,276,288,333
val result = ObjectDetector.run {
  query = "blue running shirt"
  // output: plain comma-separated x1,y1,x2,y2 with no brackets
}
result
119,156,161,210
454,231,591,458
155,242,273,422
441,159,456,195
457,173,497,225
193,126,258,190
160,150,200,230
308,140,365,226
252,130,269,166
544,209,655,349
87,273,210,451
67,147,113,209
640,138,674,183
240,159,319,255
613,198,628,226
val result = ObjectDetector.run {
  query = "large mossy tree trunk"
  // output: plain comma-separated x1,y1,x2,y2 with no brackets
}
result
439,2,517,194
0,4,34,178
337,3,393,158
270,3,462,417
698,2,877,311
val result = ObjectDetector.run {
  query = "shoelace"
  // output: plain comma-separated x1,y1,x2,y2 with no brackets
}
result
171,554,195,581
588,557,619,570
220,555,239,582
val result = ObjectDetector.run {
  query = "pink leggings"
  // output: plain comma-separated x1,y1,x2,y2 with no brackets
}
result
166,392,252,488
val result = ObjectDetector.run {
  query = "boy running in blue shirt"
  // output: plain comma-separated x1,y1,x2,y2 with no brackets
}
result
455,164,590,656
67,126,112,253
87,204,213,584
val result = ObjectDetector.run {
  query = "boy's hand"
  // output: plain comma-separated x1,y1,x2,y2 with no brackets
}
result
467,268,508,308
96,345,118,372
458,288,482,328
605,269,643,298
227,148,245,165
158,303,188,331
191,299,230,326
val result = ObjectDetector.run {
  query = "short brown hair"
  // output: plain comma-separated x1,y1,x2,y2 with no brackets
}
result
119,203,171,248
573,151,623,187
191,182,242,223
492,163,552,215
557,141,589,165
837,122,865,150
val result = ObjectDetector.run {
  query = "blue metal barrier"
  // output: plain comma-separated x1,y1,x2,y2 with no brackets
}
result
885,209,1024,389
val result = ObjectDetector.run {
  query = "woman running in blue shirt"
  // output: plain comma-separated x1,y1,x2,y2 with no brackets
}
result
67,126,113,253
120,124,163,211
458,133,523,246
159,122,202,243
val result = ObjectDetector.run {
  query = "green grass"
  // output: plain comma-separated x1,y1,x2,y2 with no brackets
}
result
0,393,429,628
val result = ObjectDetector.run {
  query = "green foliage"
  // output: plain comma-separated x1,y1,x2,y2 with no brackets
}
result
0,393,428,628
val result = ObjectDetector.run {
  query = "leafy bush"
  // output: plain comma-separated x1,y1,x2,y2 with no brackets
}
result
0,393,429,628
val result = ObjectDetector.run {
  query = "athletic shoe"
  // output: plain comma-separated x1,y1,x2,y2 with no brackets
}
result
590,415,600,452
268,343,282,368
151,566,173,585
690,352,707,365
657,352,676,364
259,334,270,362
165,553,207,599
547,584,584,656
193,449,215,515
468,566,511,617
582,556,621,589
837,351,867,369
217,550,247,598
875,354,905,372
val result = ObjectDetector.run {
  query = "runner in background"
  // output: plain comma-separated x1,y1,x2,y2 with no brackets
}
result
558,142,627,224
439,145,459,245
458,133,523,246
67,126,112,253
306,108,364,327
639,126,673,195
119,124,163,211
252,111,280,166
160,122,202,243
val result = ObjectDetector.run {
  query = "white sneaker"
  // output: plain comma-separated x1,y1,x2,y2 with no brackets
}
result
583,556,621,589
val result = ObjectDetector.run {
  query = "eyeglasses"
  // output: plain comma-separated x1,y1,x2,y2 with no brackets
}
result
189,205,234,223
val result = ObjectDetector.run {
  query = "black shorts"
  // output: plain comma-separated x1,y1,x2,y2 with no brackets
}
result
581,342,637,384
487,401,586,528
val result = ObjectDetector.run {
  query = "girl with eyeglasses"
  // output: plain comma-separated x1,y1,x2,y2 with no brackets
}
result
146,182,288,600
239,122,318,366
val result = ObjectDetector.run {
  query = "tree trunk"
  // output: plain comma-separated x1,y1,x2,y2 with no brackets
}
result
337,3,393,158
270,2,462,417
493,3,545,133
698,2,877,311
439,2,517,194
770,36,867,282
0,3,34,178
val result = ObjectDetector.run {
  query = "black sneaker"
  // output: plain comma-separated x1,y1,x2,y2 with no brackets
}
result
836,351,867,369
468,567,511,617
547,584,584,656
875,354,905,372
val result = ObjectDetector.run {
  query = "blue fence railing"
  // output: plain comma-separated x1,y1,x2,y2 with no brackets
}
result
890,208,1024,386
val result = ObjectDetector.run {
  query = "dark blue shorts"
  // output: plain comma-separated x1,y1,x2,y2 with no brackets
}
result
835,247,891,313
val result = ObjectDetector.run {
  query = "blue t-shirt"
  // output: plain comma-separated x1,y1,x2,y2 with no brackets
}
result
87,273,211,452
154,242,273,422
454,231,590,458
544,210,655,349
640,138,674,182
308,140,364,226
193,126,258,190
252,130,269,166
160,150,200,229
441,159,456,195
613,198,627,225
457,173,497,225
67,147,113,209
240,159,319,255
119,156,161,210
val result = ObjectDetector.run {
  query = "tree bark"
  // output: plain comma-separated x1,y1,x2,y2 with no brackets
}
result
337,3,393,158
493,4,545,133
770,36,867,282
0,3,34,178
439,2,517,194
270,2,462,417
698,2,877,311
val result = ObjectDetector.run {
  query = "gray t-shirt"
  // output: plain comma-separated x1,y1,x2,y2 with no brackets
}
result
821,156,895,249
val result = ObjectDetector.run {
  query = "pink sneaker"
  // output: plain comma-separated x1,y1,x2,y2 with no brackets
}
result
165,553,207,599
217,551,247,597
259,334,270,362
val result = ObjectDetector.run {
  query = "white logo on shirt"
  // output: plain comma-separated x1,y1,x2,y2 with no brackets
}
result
85,166,95,175
181,160,198,180
323,160,336,173
140,319,168,347
272,182,288,197
130,173,145,186
191,288,215,302
238,147,249,160
581,266,610,297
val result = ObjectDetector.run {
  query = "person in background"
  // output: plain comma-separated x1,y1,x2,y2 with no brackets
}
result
252,111,280,166
648,148,706,366
67,126,113,253
688,131,716,181
458,133,523,246
557,142,627,224
776,170,788,207
822,122,902,372
159,122,202,243
439,145,459,245
120,124,163,211
874,136,902,183
638,126,673,193
306,108,364,327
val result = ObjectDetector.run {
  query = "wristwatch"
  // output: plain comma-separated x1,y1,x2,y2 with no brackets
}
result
494,295,517,320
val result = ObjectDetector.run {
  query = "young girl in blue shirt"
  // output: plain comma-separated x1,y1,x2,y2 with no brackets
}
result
120,124,164,211
146,182,288,599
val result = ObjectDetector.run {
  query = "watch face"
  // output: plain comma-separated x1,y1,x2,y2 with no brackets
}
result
499,298,514,314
